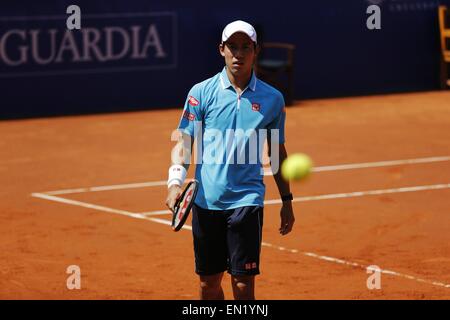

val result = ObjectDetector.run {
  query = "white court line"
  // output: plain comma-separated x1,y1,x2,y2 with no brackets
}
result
264,183,450,205
41,156,450,195
31,193,147,220
51,183,450,217
31,182,450,290
263,155,450,175
140,210,172,216
308,156,450,173
302,252,450,289
45,181,168,196
109,183,450,217
30,194,189,230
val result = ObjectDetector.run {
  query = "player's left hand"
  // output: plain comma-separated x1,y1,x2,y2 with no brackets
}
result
279,201,295,235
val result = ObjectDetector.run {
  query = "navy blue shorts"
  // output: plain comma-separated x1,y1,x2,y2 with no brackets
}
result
191,204,264,276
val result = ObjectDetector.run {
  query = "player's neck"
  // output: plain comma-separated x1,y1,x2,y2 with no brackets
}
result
226,67,252,94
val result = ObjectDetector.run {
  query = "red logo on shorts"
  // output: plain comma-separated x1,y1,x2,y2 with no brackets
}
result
245,262,257,270
183,110,195,121
251,103,260,112
188,96,199,106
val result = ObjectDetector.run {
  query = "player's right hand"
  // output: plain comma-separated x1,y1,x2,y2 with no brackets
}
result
166,185,183,212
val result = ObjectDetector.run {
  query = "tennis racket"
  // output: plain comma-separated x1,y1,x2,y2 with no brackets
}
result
171,179,199,232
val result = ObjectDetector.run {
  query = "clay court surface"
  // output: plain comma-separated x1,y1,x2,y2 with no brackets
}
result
1,91,449,299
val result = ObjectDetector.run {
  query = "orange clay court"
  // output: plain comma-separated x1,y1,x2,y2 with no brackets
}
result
1,91,449,300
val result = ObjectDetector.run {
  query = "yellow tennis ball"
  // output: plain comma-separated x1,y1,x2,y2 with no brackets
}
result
281,153,313,181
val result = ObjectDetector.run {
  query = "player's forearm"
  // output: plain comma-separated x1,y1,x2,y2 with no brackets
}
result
167,133,194,189
170,134,194,171
171,140,190,171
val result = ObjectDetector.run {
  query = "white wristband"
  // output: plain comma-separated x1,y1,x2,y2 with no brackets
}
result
167,164,187,188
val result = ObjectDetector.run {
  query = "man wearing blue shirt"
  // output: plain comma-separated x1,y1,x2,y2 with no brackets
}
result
166,20,295,300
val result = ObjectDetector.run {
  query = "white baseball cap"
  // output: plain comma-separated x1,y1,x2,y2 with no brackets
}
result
221,20,257,44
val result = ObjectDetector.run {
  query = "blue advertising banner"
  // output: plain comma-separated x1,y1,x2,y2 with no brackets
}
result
0,0,449,118
0,12,177,77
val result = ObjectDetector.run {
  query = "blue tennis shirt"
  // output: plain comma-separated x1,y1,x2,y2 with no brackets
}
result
178,66,286,210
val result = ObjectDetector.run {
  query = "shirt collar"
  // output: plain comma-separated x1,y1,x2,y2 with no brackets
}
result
219,66,257,92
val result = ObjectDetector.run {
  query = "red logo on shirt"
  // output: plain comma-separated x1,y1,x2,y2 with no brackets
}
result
183,110,195,121
251,103,260,112
188,96,199,106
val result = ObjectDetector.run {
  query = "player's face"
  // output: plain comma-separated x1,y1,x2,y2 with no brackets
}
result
220,32,258,78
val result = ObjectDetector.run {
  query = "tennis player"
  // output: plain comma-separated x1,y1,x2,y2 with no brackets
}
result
166,20,295,300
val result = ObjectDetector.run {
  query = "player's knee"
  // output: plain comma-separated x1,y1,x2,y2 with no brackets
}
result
200,274,223,291
232,275,255,300
232,275,254,291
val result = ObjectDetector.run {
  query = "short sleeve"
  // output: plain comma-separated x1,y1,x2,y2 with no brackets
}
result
177,85,203,137
266,93,286,144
